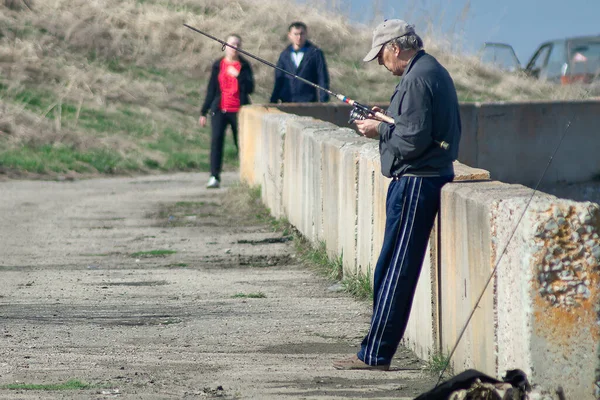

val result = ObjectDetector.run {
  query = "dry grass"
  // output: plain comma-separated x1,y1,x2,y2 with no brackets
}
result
0,0,596,177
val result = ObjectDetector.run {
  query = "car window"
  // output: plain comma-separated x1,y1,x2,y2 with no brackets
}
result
479,43,521,71
545,42,567,81
527,44,551,78
568,40,600,76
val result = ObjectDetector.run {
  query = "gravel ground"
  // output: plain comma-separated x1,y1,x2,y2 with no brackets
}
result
0,172,437,400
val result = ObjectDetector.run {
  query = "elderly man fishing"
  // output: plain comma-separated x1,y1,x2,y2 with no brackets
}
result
333,19,462,371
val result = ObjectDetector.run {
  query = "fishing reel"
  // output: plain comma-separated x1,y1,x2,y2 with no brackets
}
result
348,106,371,124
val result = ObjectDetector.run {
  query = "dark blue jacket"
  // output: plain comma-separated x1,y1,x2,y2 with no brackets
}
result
377,50,461,178
270,41,330,103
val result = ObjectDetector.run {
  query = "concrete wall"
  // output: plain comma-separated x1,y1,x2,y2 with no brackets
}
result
238,106,282,187
277,101,600,187
473,101,600,186
440,181,600,399
238,104,600,399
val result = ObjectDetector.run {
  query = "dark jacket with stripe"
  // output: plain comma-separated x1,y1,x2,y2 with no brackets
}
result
200,56,254,116
377,50,461,178
270,41,330,103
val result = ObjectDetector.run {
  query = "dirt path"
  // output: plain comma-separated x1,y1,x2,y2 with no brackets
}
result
0,172,436,399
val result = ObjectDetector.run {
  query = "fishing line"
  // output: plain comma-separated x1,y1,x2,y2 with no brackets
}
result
434,112,578,387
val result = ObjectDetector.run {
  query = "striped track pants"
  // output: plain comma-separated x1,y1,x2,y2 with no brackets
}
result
358,175,453,366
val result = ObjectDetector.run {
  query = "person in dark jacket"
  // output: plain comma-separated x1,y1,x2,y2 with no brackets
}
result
333,19,461,370
269,22,329,103
200,34,254,189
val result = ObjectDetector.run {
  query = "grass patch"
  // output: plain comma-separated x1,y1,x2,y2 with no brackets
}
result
224,183,374,301
159,318,182,325
2,379,93,391
427,351,453,375
0,145,139,174
167,263,188,268
342,267,373,301
294,239,343,281
0,80,230,176
232,292,267,299
131,249,177,258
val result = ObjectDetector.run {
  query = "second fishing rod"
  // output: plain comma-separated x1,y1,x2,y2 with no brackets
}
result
183,23,449,151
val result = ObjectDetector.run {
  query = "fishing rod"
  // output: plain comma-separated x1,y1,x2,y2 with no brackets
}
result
183,23,449,150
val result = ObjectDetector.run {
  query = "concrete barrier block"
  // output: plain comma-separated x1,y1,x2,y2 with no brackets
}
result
441,179,600,399
439,181,505,375
320,129,367,261
476,101,600,186
338,139,371,275
301,123,342,243
370,162,390,273
457,103,479,168
493,193,600,399
356,144,380,276
453,161,490,181
281,118,320,234
404,162,491,360
239,105,281,186
260,114,297,218
403,237,437,361
281,119,337,241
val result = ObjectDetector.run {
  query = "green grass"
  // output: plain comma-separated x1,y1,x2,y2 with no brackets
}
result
232,292,267,299
2,379,93,391
131,249,177,258
0,145,138,174
342,266,373,301
427,351,453,375
167,263,189,268
225,183,374,301
294,239,343,281
0,66,236,176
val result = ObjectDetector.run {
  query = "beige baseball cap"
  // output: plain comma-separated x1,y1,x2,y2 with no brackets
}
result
363,19,415,62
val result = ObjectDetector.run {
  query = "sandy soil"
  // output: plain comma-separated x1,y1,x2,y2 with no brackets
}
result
0,172,437,399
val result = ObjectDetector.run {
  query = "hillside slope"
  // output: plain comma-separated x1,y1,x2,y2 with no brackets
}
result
0,0,593,178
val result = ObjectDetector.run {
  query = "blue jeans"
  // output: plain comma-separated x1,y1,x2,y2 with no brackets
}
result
358,175,453,366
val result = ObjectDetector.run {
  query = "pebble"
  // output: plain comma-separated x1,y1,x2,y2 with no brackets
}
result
592,245,600,260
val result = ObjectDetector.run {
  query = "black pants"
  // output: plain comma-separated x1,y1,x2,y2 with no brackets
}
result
210,111,238,180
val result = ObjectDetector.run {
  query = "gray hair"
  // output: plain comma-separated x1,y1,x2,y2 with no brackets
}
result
386,32,423,51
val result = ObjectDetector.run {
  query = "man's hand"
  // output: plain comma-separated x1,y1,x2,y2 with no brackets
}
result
198,116,207,127
355,119,381,139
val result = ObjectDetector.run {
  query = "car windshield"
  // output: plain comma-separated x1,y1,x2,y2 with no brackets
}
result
479,43,520,71
568,39,600,76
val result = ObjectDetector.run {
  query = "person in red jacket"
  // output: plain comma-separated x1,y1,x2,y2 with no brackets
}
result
199,34,254,189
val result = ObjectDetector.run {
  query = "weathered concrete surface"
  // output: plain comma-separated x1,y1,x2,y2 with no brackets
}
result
320,129,365,260
474,101,600,186
456,103,479,169
239,104,600,398
274,101,600,188
440,180,600,399
404,162,491,362
239,106,282,186
260,114,295,218
402,239,436,361
440,181,504,375
337,140,370,275
356,145,380,277
0,172,437,399
274,103,388,134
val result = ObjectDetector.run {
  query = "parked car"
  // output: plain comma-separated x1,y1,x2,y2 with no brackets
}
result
480,35,600,85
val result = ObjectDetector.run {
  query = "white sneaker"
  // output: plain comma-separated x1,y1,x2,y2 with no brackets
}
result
206,176,220,189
